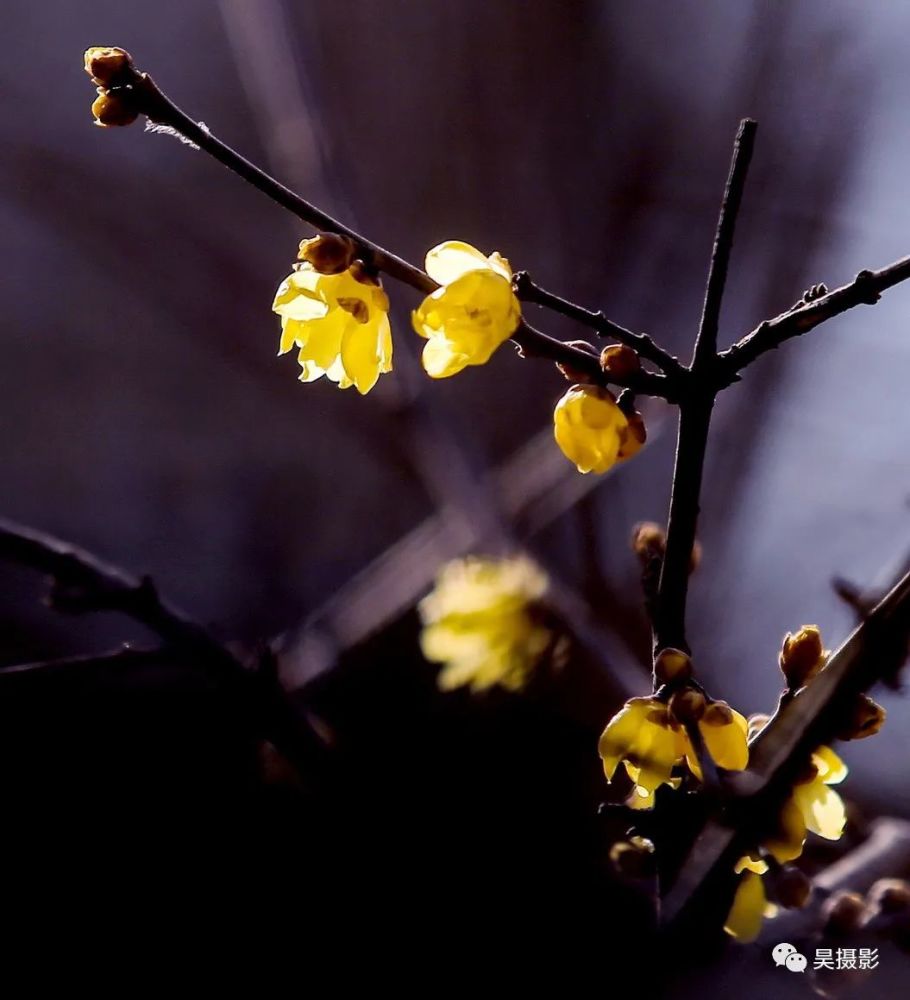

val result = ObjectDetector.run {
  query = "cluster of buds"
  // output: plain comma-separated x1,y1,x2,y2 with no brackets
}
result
84,46,139,127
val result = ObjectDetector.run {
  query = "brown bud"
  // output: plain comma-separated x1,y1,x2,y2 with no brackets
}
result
866,878,910,916
298,234,357,275
779,625,825,690
654,648,693,686
821,890,866,936
84,46,134,86
556,340,599,384
91,90,138,127
701,700,734,727
776,866,812,909
669,687,706,726
609,835,655,878
632,522,665,563
617,410,646,460
600,344,641,380
837,693,886,740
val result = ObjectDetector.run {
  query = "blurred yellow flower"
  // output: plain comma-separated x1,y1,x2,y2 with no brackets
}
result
765,745,847,863
724,871,767,943
553,385,646,474
272,264,392,394
418,554,551,693
412,241,521,378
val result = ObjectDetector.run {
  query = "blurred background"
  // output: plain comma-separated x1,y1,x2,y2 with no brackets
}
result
2,0,909,989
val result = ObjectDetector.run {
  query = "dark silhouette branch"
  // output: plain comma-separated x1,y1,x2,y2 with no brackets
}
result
652,121,757,656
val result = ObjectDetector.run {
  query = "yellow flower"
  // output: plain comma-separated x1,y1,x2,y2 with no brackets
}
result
418,554,551,693
411,241,521,378
553,385,645,474
724,872,767,943
765,745,847,862
272,263,392,394
682,701,749,781
599,697,687,795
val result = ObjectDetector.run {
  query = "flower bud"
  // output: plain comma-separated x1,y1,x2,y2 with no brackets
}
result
779,625,825,689
669,687,706,726
609,835,655,878
600,344,641,380
91,90,139,128
298,233,357,275
837,693,886,740
866,878,910,916
654,647,693,686
821,890,866,936
632,522,665,563
617,409,646,460
747,712,770,739
776,866,812,909
84,46,134,86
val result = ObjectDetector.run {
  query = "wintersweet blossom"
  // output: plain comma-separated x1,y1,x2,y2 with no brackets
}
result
411,241,521,378
418,554,550,693
553,385,646,474
272,263,392,393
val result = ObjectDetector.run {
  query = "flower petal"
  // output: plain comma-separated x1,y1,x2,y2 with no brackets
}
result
724,872,766,943
425,241,492,285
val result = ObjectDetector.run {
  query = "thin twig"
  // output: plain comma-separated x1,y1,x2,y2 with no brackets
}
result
717,255,910,383
0,645,162,678
652,121,757,657
111,66,675,399
511,271,684,377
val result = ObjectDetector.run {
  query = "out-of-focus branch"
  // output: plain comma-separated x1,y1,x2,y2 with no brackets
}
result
0,517,327,773
0,645,161,678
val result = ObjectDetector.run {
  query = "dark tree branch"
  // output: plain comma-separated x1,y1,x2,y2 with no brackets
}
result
0,517,327,773
0,645,162,678
652,121,757,657
100,63,677,398
717,255,910,382
511,271,685,377
660,560,910,932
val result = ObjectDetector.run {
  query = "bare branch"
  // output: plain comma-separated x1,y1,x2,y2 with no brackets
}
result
718,255,910,382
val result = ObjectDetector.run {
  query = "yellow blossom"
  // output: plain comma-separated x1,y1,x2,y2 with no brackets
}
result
599,697,686,795
724,872,767,943
553,385,645,474
272,263,392,394
411,241,521,378
418,554,551,693
682,701,749,781
765,745,847,863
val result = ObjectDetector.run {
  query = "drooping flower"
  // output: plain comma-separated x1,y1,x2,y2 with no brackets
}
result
724,871,768,943
411,241,521,378
272,262,392,394
682,701,749,781
418,554,551,693
553,385,646,474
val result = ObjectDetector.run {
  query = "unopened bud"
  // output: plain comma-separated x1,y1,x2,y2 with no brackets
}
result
618,409,646,460
556,340,599,384
600,344,641,380
866,878,910,916
776,866,812,909
654,648,693,686
609,835,655,878
298,233,357,275
632,522,665,563
821,890,866,936
780,625,825,690
91,90,138,127
84,46,134,86
835,693,886,740
669,687,706,726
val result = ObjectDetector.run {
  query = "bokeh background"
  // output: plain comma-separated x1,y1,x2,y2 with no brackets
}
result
2,0,909,989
